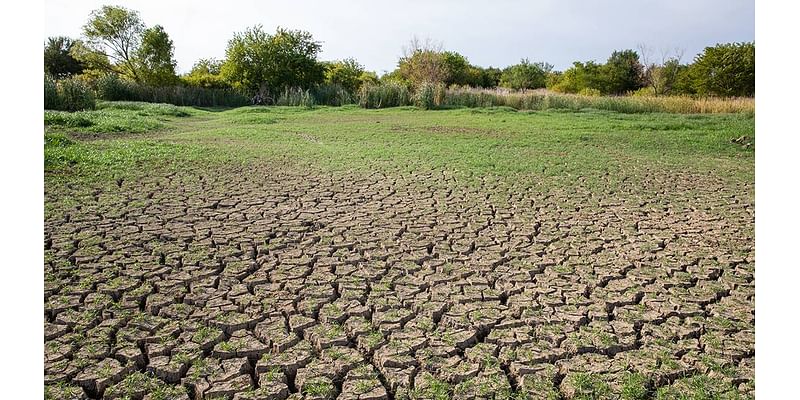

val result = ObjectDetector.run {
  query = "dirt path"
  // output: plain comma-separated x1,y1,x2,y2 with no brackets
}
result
44,164,754,399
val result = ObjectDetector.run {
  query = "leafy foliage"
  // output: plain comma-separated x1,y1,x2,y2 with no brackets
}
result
45,75,59,110
324,58,366,93
82,5,145,80
499,59,552,90
689,42,755,97
44,37,85,78
137,25,179,86
550,49,644,95
441,51,470,86
603,49,645,94
398,50,449,86
551,61,607,94
68,40,114,80
182,58,229,89
221,25,325,93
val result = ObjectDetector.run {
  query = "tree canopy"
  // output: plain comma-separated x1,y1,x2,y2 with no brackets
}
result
82,5,145,80
690,42,755,97
44,37,85,78
137,25,179,86
221,26,325,93
499,59,552,90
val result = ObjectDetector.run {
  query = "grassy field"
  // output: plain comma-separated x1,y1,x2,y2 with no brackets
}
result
45,101,754,186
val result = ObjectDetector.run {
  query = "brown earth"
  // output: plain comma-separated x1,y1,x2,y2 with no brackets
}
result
44,164,754,399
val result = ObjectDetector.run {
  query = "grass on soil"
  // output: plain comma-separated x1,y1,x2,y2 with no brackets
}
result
44,101,754,190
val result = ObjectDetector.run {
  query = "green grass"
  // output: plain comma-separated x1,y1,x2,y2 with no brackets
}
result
44,101,200,134
44,103,754,191
655,375,747,400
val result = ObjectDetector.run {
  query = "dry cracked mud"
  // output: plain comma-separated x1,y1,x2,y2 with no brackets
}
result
44,165,754,399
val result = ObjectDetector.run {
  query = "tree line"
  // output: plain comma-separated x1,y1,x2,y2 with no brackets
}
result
45,5,755,106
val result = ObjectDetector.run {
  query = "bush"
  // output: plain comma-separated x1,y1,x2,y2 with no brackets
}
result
44,76,96,111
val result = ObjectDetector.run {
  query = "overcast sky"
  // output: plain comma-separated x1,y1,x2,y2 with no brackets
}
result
44,0,755,75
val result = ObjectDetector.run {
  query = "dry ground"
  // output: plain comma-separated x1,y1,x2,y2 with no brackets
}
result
44,104,754,399
45,164,753,400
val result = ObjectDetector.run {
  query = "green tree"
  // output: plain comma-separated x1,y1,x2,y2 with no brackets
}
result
221,25,325,93
358,71,380,87
689,42,755,97
646,58,683,95
603,49,644,94
379,69,409,86
672,64,695,95
82,5,145,81
480,67,502,88
397,37,448,86
552,61,606,93
137,25,179,86
183,58,229,89
44,37,85,78
441,51,470,86
69,40,114,80
324,58,365,93
499,59,552,90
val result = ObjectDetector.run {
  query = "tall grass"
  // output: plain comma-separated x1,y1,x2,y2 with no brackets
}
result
358,83,412,109
414,82,447,110
440,87,754,114
274,87,316,107
45,75,96,112
95,75,249,108
311,83,356,106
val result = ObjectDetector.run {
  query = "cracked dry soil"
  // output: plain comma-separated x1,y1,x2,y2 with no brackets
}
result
44,164,754,399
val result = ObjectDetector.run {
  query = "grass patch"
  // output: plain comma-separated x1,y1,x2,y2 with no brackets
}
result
44,102,754,195
655,375,746,400
44,101,200,134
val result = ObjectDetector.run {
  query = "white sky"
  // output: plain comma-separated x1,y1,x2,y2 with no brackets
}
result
44,0,755,75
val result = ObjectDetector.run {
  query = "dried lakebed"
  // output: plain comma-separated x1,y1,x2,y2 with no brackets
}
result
44,165,754,400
